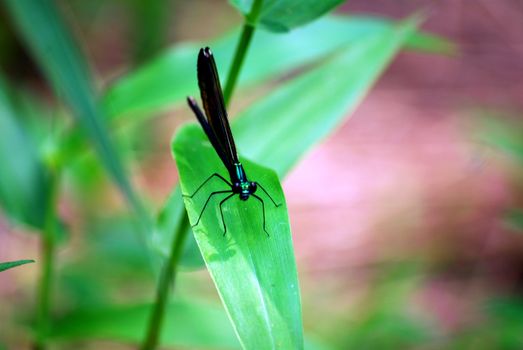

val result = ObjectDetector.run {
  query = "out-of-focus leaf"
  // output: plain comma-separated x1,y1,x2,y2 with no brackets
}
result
0,76,48,228
173,125,302,349
405,28,457,55
476,114,523,163
57,215,155,310
505,208,523,232
48,300,241,349
0,259,35,272
103,15,454,119
327,264,433,349
232,16,421,175
229,0,344,32
130,0,171,64
4,0,146,222
455,298,523,348
485,298,523,348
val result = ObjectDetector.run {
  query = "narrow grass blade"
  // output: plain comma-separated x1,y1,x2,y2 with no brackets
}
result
0,259,35,272
4,0,146,221
0,76,48,228
173,125,303,349
103,15,453,119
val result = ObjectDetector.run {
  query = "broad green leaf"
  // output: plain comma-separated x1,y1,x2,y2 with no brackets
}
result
4,0,146,222
103,15,454,119
0,259,34,272
48,300,241,349
229,0,344,32
155,16,421,269
173,125,302,349
0,76,48,228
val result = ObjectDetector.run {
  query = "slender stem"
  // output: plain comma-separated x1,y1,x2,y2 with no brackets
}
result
223,0,264,107
140,214,190,350
223,24,255,107
34,168,60,350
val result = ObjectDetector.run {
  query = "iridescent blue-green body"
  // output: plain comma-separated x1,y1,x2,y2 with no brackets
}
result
230,163,257,201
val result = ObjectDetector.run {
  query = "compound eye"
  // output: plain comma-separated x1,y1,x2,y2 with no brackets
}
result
249,182,257,192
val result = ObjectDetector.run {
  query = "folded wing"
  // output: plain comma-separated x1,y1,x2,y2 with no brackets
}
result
196,47,239,168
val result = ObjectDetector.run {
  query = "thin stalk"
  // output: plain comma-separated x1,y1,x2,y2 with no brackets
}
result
223,0,264,106
140,214,190,350
34,168,60,350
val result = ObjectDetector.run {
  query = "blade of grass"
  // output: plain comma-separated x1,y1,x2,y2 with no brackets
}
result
4,0,148,225
0,75,48,229
0,259,35,272
173,124,302,349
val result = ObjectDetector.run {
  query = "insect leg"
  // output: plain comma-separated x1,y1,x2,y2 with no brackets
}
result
251,194,269,237
183,173,232,198
256,183,281,207
192,190,232,227
219,193,235,236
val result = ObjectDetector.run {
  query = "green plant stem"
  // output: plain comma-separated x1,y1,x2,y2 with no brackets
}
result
141,214,190,350
223,0,264,106
34,168,60,350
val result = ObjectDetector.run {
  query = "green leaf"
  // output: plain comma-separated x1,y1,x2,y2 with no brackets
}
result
475,112,523,163
505,208,523,232
4,0,145,221
156,16,421,269
173,125,302,349
0,76,48,228
0,259,35,272
233,16,421,175
103,15,453,119
48,300,241,349
229,0,345,32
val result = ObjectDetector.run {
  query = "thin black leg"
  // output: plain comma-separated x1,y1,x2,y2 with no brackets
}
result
219,193,235,236
192,190,232,227
252,194,269,237
257,183,281,207
183,173,232,198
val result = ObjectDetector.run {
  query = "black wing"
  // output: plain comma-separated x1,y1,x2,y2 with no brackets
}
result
186,97,231,167
196,47,239,167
